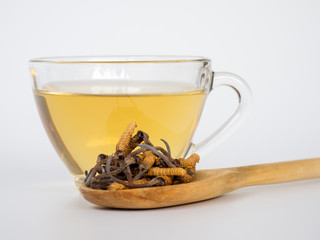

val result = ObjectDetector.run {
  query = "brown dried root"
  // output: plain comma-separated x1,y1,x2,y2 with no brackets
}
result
109,178,149,192
126,130,144,155
140,151,156,169
177,153,200,169
159,176,173,186
155,157,167,168
84,122,200,190
146,167,187,177
180,168,196,183
116,122,138,156
85,154,108,187
139,144,176,168
130,151,157,180
90,173,114,189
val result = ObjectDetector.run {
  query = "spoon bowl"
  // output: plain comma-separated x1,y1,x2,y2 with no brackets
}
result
79,158,320,209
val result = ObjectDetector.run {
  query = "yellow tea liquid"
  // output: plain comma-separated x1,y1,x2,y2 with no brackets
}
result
33,81,206,181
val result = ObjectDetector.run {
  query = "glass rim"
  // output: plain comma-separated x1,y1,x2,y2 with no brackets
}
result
29,55,211,64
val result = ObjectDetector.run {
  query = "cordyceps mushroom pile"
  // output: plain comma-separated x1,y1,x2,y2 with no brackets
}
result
84,122,200,191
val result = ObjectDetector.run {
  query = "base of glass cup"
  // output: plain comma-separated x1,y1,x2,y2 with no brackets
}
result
73,174,86,187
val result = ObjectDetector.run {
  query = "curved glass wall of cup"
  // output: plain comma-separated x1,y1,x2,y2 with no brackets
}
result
30,56,213,182
30,56,213,94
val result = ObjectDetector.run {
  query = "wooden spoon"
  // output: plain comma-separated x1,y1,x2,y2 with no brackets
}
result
79,158,320,209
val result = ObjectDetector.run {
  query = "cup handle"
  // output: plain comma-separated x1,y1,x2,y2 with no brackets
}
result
186,72,253,158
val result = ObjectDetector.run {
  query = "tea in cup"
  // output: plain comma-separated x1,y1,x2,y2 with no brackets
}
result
30,56,252,183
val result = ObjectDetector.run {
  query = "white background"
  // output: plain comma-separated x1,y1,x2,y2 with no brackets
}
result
1,0,319,239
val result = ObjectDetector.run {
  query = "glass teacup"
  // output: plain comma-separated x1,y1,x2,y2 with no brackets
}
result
29,56,252,183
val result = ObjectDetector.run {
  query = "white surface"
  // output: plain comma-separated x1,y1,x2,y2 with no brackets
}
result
2,158,320,240
1,0,320,239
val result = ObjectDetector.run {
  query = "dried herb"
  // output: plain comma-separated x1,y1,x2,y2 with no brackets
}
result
84,123,200,191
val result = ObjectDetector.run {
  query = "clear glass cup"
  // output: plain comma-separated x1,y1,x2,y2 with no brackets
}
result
29,56,252,183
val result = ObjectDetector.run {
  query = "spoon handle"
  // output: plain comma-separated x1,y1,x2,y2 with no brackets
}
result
235,158,320,187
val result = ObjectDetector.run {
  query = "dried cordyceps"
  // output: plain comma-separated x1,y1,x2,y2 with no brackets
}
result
177,153,200,169
84,123,200,190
